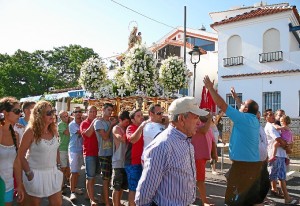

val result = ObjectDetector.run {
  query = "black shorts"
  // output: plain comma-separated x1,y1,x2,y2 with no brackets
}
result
112,168,128,191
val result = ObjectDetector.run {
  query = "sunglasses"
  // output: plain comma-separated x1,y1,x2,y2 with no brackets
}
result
46,110,56,116
11,108,22,115
155,112,163,115
74,111,82,114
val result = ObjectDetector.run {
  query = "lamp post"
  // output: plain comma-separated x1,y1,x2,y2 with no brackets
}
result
188,46,201,97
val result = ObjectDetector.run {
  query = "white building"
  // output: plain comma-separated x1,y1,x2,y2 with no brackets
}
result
210,3,300,117
150,26,218,104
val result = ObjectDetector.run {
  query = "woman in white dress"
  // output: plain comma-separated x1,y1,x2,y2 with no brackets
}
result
0,97,24,206
19,101,63,206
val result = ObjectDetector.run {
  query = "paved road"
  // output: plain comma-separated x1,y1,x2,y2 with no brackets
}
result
14,161,300,206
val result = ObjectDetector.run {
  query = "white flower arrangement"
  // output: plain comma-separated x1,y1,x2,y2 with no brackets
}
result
120,44,160,97
159,56,190,96
79,57,108,93
94,82,115,99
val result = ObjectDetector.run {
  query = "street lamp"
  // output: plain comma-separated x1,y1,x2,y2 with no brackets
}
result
188,46,201,97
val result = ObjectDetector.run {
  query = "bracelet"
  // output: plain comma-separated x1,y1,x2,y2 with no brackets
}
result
25,170,33,177
57,163,61,170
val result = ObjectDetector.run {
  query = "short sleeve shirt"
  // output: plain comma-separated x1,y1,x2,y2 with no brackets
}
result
94,119,113,157
143,122,165,149
68,120,83,153
264,122,287,158
80,119,98,156
191,122,215,160
58,121,70,151
226,106,260,162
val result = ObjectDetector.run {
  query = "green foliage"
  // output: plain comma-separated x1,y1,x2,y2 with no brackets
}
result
0,45,98,99
46,45,99,88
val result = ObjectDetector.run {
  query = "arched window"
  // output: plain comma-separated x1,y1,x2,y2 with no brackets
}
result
263,28,280,52
227,35,242,58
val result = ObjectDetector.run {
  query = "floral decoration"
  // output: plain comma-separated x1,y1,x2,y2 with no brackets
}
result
159,56,190,96
79,57,108,93
119,44,161,97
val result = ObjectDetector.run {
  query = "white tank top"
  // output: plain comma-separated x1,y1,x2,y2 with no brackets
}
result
26,136,59,169
0,144,16,192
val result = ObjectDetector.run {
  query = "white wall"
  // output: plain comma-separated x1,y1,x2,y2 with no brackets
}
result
187,51,218,104
220,73,300,117
215,12,300,117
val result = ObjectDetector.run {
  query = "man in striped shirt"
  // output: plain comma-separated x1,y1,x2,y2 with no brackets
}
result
135,97,208,206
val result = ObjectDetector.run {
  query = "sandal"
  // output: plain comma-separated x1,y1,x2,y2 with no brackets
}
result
285,198,300,205
270,190,284,198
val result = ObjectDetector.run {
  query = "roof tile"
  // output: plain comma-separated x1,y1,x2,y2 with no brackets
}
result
211,6,300,28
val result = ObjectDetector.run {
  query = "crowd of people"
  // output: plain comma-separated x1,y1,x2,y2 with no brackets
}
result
0,75,298,206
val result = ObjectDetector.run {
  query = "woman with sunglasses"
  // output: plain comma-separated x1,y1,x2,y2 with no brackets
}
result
0,97,25,206
19,101,63,206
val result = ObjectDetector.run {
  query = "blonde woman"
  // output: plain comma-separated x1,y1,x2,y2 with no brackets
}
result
19,101,63,206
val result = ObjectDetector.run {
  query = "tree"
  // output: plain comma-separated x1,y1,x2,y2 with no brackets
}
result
45,45,99,88
0,50,57,99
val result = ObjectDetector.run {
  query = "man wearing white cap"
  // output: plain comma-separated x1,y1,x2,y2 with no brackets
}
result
135,97,208,206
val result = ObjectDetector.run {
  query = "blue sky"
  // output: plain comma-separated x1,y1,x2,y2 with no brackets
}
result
1,0,299,59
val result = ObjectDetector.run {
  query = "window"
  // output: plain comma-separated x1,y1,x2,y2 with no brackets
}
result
262,92,281,112
225,35,243,67
186,37,215,51
226,93,242,110
227,35,242,58
263,28,280,53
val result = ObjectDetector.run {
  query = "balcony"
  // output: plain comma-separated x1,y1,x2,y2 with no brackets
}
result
259,51,283,63
223,56,244,67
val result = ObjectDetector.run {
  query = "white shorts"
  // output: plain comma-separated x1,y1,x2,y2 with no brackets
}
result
59,151,69,168
68,152,83,173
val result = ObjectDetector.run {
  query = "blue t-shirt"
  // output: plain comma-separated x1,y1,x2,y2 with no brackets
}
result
94,119,113,157
68,120,83,153
18,117,28,127
226,106,260,162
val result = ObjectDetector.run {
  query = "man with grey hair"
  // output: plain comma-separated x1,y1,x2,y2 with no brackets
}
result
135,97,208,206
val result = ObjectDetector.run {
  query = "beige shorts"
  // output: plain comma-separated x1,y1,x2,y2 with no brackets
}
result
59,151,69,168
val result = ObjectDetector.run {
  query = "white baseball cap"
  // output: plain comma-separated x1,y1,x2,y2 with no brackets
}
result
168,97,209,117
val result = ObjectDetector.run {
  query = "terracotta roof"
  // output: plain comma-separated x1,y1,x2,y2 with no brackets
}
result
221,69,300,78
211,6,300,28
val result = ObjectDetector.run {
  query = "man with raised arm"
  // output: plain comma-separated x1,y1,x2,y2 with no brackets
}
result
203,76,262,206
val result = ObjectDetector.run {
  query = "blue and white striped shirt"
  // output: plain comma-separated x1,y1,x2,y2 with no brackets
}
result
135,125,196,206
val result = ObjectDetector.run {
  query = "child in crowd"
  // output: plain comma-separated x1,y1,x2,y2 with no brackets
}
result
269,115,293,162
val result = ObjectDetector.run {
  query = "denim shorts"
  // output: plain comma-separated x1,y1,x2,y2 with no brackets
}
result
4,189,14,203
125,164,142,191
84,156,99,179
268,157,286,180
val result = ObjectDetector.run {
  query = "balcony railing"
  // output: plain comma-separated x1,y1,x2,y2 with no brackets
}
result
259,51,283,63
223,56,244,67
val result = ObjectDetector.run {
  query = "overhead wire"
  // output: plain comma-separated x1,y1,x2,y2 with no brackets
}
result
110,0,177,29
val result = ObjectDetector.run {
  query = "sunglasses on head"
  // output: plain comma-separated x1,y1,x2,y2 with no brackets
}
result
74,111,82,114
11,108,22,115
46,110,56,116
